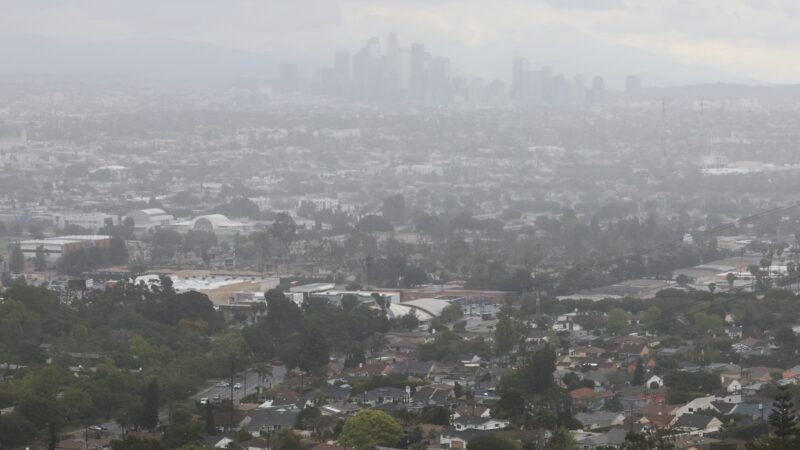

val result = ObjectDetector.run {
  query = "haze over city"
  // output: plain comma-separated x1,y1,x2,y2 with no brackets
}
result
3,0,800,86
4,2,800,450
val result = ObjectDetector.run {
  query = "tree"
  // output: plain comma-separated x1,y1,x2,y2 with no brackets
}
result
272,429,303,450
641,306,663,333
338,409,403,450
420,406,451,426
675,273,690,285
109,236,129,265
140,379,159,431
467,434,518,450
205,402,216,435
548,427,578,450
381,194,406,224
726,272,736,289
708,282,717,295
399,313,420,331
769,385,798,448
632,358,645,386
0,412,38,449
270,213,297,243
34,245,47,271
440,304,464,324
494,316,522,356
622,427,675,450
9,242,24,273
111,436,166,450
402,266,428,287
357,215,394,233
606,308,629,335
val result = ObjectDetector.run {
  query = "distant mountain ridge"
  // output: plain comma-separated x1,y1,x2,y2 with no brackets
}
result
0,34,278,79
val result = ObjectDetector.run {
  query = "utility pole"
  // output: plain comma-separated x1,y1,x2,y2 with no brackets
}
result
229,357,235,431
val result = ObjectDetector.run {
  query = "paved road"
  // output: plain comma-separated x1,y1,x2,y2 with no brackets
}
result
192,365,287,404
68,366,288,439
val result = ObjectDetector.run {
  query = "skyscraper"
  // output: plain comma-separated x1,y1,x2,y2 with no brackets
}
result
410,43,427,100
512,57,530,102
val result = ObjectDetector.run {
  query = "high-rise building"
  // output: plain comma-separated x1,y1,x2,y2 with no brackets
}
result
512,57,530,102
591,76,605,91
427,57,452,103
397,48,411,90
589,76,605,103
353,37,382,101
410,43,427,99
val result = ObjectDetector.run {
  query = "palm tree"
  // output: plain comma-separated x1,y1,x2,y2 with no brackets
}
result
708,282,717,296
255,364,273,396
726,272,736,290
748,264,761,293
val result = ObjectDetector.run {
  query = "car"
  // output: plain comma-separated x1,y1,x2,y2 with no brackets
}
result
199,398,209,405
233,383,242,390
88,425,104,432
215,381,230,387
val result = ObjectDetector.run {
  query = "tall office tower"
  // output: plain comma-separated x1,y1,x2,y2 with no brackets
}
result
572,74,587,104
591,75,605,91
512,57,530,102
410,43,427,99
397,48,411,91
334,50,351,97
278,62,299,92
626,75,642,93
387,32,399,58
550,74,568,104
365,37,381,59
427,57,452,103
353,37,382,101
590,75,606,103
383,32,401,101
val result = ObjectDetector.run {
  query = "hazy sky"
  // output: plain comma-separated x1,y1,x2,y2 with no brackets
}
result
3,0,800,86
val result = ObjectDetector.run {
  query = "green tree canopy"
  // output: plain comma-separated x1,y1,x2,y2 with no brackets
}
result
467,434,519,450
338,409,403,450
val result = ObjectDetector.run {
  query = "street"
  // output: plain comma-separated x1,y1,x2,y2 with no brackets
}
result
191,365,287,405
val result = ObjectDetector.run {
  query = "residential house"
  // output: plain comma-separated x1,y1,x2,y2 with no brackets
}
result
743,366,778,384
454,404,491,418
392,360,434,380
673,394,741,418
412,384,456,409
646,375,664,389
241,409,299,437
452,416,510,432
569,387,613,410
239,438,271,450
573,427,627,449
782,365,800,380
722,378,742,394
439,428,489,449
360,386,408,406
342,363,392,379
672,414,722,436
574,411,625,430
641,402,678,428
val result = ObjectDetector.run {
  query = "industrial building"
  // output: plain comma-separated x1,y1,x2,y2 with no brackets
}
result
18,235,111,262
